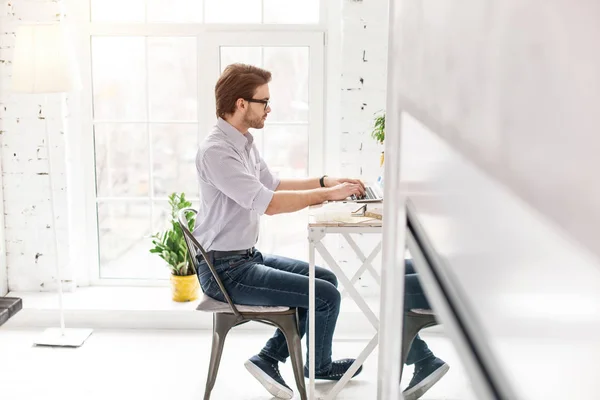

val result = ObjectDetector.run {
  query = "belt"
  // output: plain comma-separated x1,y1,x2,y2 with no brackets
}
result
207,247,255,261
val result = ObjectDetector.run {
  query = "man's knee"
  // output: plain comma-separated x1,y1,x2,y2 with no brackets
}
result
316,281,341,310
320,268,339,288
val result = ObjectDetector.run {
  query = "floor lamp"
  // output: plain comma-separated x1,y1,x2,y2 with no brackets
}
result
12,23,92,347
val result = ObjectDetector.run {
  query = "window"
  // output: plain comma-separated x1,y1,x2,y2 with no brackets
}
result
81,1,325,282
90,0,320,24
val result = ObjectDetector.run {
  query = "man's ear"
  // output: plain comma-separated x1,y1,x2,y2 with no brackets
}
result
236,98,246,112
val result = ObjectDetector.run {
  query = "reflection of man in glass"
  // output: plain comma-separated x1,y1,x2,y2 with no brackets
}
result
193,63,366,399
402,259,450,400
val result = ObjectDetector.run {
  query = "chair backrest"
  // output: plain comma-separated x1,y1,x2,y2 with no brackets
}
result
178,208,242,318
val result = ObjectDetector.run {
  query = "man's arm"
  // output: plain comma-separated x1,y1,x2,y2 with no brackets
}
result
276,178,321,191
277,176,367,192
265,183,362,215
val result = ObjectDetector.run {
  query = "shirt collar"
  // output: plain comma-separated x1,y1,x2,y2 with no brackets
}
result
216,118,251,151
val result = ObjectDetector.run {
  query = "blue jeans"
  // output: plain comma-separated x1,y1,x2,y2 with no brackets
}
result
404,259,434,365
196,250,341,374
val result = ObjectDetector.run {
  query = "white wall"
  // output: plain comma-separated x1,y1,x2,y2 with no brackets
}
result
0,0,73,292
1,0,390,292
0,150,6,296
340,0,388,181
392,0,600,261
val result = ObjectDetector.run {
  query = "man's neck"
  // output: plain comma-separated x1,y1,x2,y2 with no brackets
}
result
223,116,248,135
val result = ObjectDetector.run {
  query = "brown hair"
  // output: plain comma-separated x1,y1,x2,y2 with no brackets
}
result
215,63,272,118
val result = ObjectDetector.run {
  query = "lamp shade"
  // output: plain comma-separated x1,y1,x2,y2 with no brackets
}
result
12,23,80,94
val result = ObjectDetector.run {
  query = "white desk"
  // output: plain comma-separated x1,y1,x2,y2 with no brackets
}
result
306,204,383,400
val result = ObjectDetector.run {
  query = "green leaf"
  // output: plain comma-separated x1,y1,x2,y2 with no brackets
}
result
370,112,386,144
149,192,197,275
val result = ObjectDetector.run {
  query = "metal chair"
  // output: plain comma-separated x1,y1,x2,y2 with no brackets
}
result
178,208,307,400
400,309,439,380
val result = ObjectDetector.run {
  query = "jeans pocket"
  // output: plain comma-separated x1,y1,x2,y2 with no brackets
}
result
227,255,250,268
225,258,251,282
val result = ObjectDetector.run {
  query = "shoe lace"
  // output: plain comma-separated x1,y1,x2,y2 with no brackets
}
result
328,360,351,378
412,365,424,378
270,363,283,380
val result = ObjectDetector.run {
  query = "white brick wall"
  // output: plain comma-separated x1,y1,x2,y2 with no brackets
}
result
0,0,389,292
340,0,388,182
0,0,72,292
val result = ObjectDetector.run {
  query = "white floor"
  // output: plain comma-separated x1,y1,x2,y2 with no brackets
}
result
0,328,476,400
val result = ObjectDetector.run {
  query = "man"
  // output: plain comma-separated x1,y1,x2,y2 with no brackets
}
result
193,63,366,399
402,259,450,400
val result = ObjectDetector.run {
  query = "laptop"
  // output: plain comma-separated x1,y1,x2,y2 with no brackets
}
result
351,178,384,203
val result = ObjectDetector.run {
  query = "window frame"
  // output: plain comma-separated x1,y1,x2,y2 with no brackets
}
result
65,0,336,286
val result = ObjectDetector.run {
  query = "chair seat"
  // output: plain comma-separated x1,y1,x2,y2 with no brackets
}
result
196,294,290,313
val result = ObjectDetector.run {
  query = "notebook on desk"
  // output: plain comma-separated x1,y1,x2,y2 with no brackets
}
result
364,206,383,220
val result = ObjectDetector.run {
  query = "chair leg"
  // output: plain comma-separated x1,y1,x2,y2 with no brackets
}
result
270,312,307,400
400,314,437,381
204,313,237,400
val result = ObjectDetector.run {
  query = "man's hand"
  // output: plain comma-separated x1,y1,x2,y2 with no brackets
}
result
324,177,366,196
327,182,364,202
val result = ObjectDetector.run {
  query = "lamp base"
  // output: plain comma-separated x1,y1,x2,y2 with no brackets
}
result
34,327,93,347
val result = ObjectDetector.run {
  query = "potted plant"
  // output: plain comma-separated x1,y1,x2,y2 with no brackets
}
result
371,111,385,167
150,192,200,302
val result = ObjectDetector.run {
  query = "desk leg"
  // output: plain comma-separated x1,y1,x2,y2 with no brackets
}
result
315,241,379,330
340,235,382,298
323,333,379,400
308,231,316,400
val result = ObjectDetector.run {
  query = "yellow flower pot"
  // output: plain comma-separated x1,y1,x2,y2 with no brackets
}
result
380,152,385,167
170,274,200,302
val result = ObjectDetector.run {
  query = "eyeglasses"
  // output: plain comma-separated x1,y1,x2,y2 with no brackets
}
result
244,98,270,111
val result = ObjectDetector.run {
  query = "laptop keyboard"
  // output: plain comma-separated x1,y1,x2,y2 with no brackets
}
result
351,186,379,201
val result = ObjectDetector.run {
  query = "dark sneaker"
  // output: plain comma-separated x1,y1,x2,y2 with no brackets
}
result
244,355,293,399
403,357,449,400
303,358,363,381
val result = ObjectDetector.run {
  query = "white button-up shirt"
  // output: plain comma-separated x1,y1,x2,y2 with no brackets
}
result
193,118,280,251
